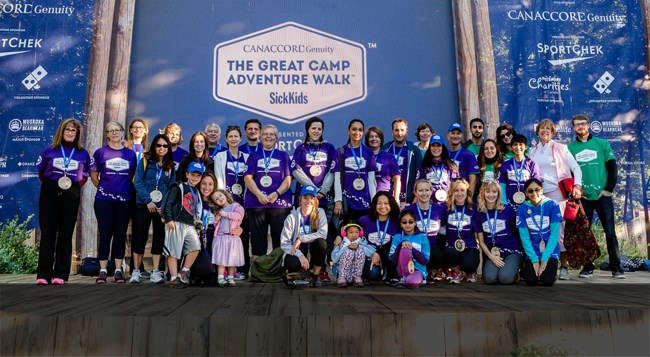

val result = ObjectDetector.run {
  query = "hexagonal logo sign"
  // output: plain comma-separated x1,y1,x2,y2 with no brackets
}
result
213,22,367,124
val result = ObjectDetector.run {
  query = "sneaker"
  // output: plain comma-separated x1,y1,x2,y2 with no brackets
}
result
233,272,247,281
218,277,227,287
337,277,347,288
434,268,446,281
129,269,141,284
579,269,593,278
426,275,436,285
149,269,164,284
51,278,65,285
353,276,364,287
466,273,478,283
319,269,331,283
612,270,626,279
114,270,126,283
386,278,401,286
227,277,236,287
314,276,322,287
449,271,462,284
395,277,407,288
180,270,191,285
445,268,454,281
170,276,187,289
96,271,108,284
140,270,151,279
559,267,570,280
36,278,49,285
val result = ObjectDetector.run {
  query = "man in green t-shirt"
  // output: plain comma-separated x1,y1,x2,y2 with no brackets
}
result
568,114,624,279
462,117,484,157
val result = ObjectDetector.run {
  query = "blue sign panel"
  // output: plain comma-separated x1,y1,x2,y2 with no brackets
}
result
0,1,96,227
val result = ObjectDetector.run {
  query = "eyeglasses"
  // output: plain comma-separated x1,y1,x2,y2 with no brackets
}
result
526,188,542,194
573,122,589,127
401,220,415,224
155,144,169,148
131,126,146,131
64,128,77,133
500,132,513,139
106,129,123,134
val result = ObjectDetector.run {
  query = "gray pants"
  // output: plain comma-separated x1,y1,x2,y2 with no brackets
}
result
482,253,523,285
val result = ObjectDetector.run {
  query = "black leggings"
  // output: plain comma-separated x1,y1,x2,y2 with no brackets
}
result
94,199,131,261
283,238,327,272
132,204,165,255
444,248,480,274
521,258,558,287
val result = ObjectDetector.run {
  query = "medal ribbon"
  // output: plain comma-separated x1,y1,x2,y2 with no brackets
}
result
188,185,201,221
306,144,322,176
350,144,364,176
154,162,163,189
134,144,143,162
376,218,390,246
247,143,259,156
417,204,432,234
60,146,75,175
514,159,524,191
262,148,275,174
391,144,404,162
485,209,498,247
227,150,240,177
432,161,445,183
301,214,311,235
454,205,466,233
531,203,545,248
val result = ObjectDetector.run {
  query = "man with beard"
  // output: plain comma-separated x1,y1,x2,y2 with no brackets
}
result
462,118,485,158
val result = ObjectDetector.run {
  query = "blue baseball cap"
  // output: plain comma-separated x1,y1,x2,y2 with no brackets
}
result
187,162,205,175
448,123,463,133
300,185,318,197
429,134,444,145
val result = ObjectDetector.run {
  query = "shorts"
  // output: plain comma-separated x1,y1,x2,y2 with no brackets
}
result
163,221,201,259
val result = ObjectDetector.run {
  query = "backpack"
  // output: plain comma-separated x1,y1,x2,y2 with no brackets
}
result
249,247,285,283
283,270,316,289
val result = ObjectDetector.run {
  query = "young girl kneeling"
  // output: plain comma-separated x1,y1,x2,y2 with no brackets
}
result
389,210,430,289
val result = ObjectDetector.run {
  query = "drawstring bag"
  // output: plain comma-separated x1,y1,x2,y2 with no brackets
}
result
564,199,580,221
558,177,575,200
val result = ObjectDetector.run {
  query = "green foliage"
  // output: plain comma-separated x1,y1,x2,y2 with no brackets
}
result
511,344,573,357
0,216,39,274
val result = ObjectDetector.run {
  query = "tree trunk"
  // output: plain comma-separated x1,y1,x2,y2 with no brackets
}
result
452,0,480,136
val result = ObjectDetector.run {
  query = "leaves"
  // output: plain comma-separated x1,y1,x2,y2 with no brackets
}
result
0,215,39,274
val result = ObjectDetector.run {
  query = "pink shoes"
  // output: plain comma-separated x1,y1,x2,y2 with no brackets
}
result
36,278,48,285
51,278,65,285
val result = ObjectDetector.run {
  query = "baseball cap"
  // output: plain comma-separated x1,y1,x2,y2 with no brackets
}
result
187,162,205,175
429,134,444,145
300,185,318,197
448,123,463,133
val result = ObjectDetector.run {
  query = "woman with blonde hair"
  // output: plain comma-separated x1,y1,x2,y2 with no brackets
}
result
475,181,522,284
124,118,149,163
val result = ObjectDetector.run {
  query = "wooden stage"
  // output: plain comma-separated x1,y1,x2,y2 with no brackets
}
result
1,271,649,356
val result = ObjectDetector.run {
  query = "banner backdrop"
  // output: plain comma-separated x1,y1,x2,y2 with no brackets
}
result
0,1,96,228
488,0,649,222
127,0,460,152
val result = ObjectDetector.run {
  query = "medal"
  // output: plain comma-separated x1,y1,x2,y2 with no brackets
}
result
353,178,365,190
435,189,447,202
539,240,546,253
260,175,273,188
454,239,466,252
150,189,163,203
407,259,415,274
513,191,526,204
58,176,72,190
309,165,322,177
490,246,501,257
231,183,243,195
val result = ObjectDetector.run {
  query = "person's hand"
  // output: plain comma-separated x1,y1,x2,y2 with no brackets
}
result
401,241,413,249
166,221,176,229
490,254,505,268
267,192,279,204
349,243,358,250
317,192,325,200
333,236,342,246
537,261,548,276
291,239,302,255
599,190,612,198
533,261,541,277
147,202,158,213
333,201,343,216
230,226,243,236
572,185,582,200
370,253,381,269
299,255,309,270
256,193,268,205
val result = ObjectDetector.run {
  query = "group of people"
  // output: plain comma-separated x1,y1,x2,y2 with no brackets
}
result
34,113,625,289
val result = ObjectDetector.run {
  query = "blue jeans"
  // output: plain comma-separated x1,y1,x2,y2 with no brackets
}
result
482,253,523,285
581,196,621,271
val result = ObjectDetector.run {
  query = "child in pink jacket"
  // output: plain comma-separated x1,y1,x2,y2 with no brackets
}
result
211,189,245,287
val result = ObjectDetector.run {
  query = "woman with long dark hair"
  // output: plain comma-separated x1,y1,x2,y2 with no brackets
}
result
418,134,459,203
176,131,214,182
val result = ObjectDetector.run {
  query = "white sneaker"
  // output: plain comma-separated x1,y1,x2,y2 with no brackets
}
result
559,267,570,280
466,273,478,283
129,269,141,284
149,269,164,284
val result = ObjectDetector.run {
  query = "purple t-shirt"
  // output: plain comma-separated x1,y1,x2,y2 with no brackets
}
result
499,158,542,206
358,214,401,249
334,144,377,210
291,142,337,207
37,146,91,182
90,146,137,202
243,148,292,209
172,146,189,169
385,143,410,201
473,206,523,256
374,151,400,194
208,144,227,159
239,142,262,162
224,150,248,205
417,160,459,202
449,147,479,180
443,204,479,249
404,202,445,244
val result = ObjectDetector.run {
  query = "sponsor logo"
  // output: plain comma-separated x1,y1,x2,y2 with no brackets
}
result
507,10,626,23
22,65,47,90
52,158,79,171
16,162,36,167
525,216,550,230
344,157,366,170
537,42,603,65
482,219,507,233
0,4,75,16
105,158,131,171
593,71,614,94
8,118,44,132
214,22,367,124
416,220,440,234
590,120,622,134
0,157,7,169
256,158,281,170
9,119,21,132
574,149,598,163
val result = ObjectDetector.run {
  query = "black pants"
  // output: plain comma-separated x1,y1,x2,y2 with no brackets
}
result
236,212,251,276
444,248,480,274
581,196,622,272
94,199,132,261
521,258,558,286
132,204,165,256
377,243,398,280
37,179,81,281
426,237,444,271
248,208,291,256
283,238,327,272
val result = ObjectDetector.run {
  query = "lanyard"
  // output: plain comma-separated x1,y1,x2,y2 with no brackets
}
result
306,144,320,161
211,144,222,160
134,144,143,162
417,204,432,234
391,144,404,162
227,150,240,176
300,214,311,235
188,185,201,221
376,218,390,246
514,159,524,190
454,205,466,232
350,144,364,175
247,143,259,155
262,148,275,173
531,203,545,242
60,146,75,173
432,161,445,182
485,209,498,246
154,162,163,187
451,149,461,163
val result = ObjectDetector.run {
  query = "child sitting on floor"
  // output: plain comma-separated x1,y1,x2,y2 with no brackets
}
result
389,209,430,289
332,222,376,287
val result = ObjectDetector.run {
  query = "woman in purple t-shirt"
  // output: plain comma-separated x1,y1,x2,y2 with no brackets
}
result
90,121,137,284
35,118,91,285
244,124,292,260
366,126,401,204
418,134,459,203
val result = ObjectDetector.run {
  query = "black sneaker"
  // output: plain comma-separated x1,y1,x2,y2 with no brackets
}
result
314,276,322,287
612,270,626,279
114,270,126,283
96,271,108,284
170,276,187,289
578,269,593,278
180,270,191,285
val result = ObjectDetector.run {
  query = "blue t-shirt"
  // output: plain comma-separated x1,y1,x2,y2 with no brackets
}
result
516,198,563,262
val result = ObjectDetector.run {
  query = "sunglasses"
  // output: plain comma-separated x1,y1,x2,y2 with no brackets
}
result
401,220,415,224
526,188,542,194
155,144,169,148
500,132,513,139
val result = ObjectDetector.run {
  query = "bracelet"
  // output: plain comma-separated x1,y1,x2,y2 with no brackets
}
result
275,190,281,196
